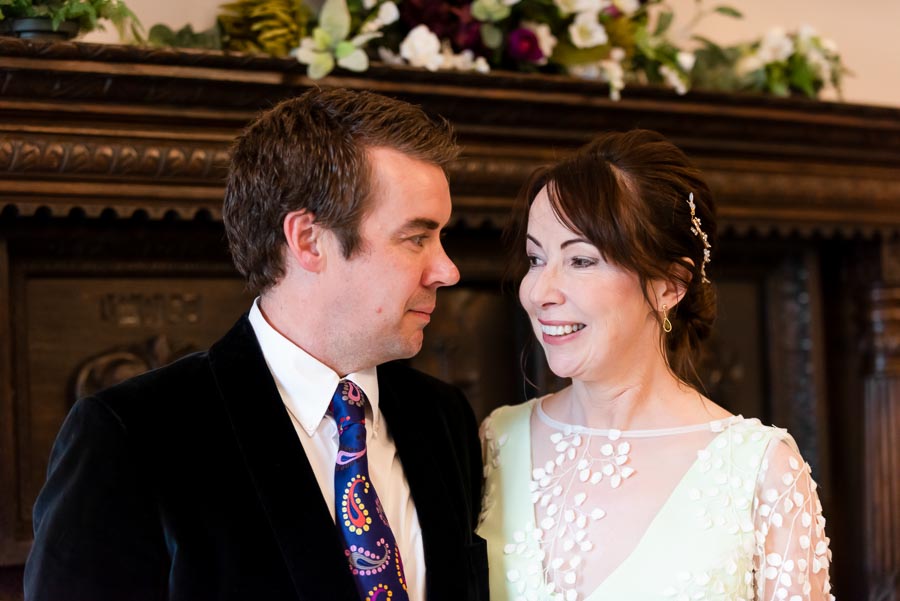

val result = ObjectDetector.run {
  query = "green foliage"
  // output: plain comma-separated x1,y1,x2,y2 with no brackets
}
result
147,22,222,49
713,6,742,18
690,36,745,92
719,28,847,99
0,0,141,37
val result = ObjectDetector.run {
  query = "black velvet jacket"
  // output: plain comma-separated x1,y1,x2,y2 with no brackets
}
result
26,316,488,601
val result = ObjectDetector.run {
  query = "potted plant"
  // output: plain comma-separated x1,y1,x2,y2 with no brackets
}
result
0,0,140,40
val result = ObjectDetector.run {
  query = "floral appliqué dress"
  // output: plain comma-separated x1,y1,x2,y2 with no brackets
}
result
476,398,834,601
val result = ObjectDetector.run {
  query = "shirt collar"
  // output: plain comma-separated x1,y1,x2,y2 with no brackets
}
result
248,299,381,437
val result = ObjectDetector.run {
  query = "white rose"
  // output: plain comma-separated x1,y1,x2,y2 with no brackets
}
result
554,0,605,16
569,11,609,49
377,1,399,25
400,25,444,71
758,27,794,63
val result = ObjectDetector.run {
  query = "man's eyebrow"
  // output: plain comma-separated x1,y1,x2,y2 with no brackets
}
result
398,218,441,233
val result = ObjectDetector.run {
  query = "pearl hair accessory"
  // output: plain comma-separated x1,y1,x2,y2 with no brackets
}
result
686,192,711,284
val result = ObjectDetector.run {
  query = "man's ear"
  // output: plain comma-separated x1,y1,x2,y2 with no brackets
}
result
283,209,325,272
652,258,694,311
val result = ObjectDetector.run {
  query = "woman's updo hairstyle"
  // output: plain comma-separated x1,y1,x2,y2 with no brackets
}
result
509,129,717,388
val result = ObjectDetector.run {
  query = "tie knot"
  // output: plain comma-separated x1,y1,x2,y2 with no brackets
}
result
331,379,367,436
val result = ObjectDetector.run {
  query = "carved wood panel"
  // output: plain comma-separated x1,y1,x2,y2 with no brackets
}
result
6,263,254,561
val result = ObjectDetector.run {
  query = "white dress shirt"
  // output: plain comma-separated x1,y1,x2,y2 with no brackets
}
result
248,301,426,600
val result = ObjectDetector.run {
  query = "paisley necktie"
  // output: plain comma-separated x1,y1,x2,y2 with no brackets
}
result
331,380,410,601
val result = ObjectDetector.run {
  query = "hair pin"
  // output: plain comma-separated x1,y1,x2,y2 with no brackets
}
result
686,192,711,284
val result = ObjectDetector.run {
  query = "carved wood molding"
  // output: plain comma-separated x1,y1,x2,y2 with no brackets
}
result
1,38,899,237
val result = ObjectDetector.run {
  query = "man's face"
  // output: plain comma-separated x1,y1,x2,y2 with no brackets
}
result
320,146,460,374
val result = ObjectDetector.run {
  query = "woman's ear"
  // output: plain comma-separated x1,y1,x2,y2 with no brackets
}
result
283,209,325,273
652,258,694,311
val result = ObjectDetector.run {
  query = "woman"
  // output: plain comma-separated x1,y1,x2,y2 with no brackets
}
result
477,130,833,601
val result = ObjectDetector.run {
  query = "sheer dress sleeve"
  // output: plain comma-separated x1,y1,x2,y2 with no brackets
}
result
753,433,834,601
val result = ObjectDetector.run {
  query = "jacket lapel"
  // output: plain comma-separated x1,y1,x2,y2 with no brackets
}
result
208,316,358,601
378,367,469,599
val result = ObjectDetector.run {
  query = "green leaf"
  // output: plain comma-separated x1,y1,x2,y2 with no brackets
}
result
653,11,673,36
768,79,789,96
788,56,818,97
148,23,177,45
713,6,742,18
480,22,503,49
337,48,369,71
552,40,612,68
333,39,355,59
306,52,336,79
318,0,351,42
471,0,509,22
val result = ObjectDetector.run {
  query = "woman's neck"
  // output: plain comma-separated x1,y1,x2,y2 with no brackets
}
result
544,365,726,431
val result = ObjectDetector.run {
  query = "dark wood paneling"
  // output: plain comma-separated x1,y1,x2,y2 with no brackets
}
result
1,38,899,600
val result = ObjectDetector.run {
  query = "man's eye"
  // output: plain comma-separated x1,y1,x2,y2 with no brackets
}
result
409,235,427,246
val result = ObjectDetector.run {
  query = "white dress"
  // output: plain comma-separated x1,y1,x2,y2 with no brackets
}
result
476,398,834,601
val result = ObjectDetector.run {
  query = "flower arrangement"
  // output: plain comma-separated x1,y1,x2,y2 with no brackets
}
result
689,24,846,99
291,0,701,100
147,0,847,101
736,25,844,98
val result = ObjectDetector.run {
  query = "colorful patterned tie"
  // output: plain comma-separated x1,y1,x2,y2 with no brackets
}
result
331,380,410,601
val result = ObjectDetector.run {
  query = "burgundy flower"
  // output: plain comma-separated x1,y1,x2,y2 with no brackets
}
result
400,0,482,52
603,4,623,17
507,28,543,63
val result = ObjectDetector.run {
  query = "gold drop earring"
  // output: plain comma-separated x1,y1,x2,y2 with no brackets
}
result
662,304,672,333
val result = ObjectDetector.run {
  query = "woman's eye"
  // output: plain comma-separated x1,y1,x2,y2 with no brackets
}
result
571,257,597,268
527,254,543,267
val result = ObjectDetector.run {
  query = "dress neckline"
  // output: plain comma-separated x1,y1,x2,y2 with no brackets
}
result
534,397,743,438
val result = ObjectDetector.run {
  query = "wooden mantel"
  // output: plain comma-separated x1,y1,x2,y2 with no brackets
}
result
0,37,898,233
1,38,899,600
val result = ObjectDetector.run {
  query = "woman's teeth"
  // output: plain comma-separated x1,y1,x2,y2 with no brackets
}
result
540,324,585,336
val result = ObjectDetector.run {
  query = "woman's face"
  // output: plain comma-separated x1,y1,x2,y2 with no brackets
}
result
519,187,660,382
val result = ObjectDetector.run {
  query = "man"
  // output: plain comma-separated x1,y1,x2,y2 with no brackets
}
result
26,88,488,601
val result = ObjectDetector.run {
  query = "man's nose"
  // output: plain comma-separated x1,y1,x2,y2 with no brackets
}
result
426,243,460,288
